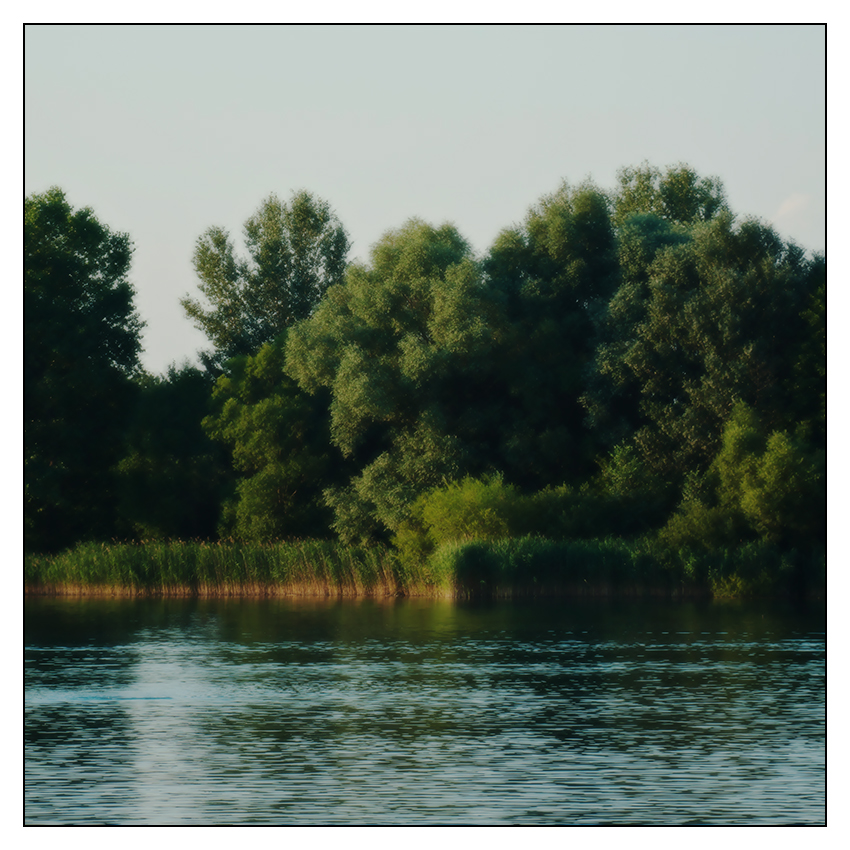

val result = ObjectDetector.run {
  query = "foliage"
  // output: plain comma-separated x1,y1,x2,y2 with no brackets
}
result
611,162,729,227
655,403,825,559
21,536,676,598
394,476,525,565
425,536,677,597
25,165,824,601
182,191,349,371
25,188,144,552
25,539,401,597
25,533,824,600
786,257,825,447
286,219,505,542
115,363,229,540
203,335,338,540
666,540,812,599
712,404,825,548
394,462,669,571
585,210,818,488
483,181,619,487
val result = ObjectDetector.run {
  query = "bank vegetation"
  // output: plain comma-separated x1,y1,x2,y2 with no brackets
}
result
25,164,825,601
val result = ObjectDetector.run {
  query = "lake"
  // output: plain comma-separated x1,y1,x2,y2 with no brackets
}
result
24,596,825,825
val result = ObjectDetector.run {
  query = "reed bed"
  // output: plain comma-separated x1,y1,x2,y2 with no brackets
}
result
24,536,686,599
25,535,821,599
25,540,411,598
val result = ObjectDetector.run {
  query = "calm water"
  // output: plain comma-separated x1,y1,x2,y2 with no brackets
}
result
25,596,825,825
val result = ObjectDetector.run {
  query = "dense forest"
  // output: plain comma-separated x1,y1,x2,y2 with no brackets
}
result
24,164,826,597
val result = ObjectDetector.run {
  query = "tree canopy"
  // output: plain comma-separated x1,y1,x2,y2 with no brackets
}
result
26,165,825,594
182,190,350,371
611,161,729,227
483,181,619,488
25,187,144,551
584,211,818,483
202,336,337,541
115,363,228,541
285,219,505,542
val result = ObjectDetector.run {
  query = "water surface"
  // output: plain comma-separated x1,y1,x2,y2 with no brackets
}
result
25,596,825,825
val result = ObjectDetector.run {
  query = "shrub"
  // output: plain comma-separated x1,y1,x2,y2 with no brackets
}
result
393,475,529,565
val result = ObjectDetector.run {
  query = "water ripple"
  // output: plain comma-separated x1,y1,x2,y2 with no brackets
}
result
25,597,825,825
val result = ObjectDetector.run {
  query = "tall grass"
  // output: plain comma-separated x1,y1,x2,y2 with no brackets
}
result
25,535,823,599
427,536,693,598
25,540,410,597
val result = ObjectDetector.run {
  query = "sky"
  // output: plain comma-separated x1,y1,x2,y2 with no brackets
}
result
24,23,826,375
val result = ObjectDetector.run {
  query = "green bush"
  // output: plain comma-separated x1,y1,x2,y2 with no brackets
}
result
654,499,745,556
393,475,529,565
392,470,669,574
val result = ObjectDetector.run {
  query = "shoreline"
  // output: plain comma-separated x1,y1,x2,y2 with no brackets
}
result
24,538,825,602
26,582,813,602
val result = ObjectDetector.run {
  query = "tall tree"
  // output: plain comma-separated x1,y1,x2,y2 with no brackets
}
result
483,181,619,488
657,402,825,554
786,257,825,449
25,188,144,551
286,219,505,542
611,162,729,227
585,210,817,487
182,191,350,371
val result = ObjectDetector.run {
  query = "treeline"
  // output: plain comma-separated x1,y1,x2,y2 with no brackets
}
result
24,164,825,596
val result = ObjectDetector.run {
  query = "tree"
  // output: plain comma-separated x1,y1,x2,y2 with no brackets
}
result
483,181,619,488
115,363,229,540
713,404,825,549
657,403,825,554
203,336,337,540
786,257,825,448
580,212,691,453
584,210,816,486
582,163,729,461
611,162,729,228
181,191,350,371
25,188,144,551
285,219,505,542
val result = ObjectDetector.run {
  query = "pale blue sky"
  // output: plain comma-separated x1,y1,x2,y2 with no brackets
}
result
25,24,825,374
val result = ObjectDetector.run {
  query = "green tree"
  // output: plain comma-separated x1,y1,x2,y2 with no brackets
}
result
203,335,337,540
286,219,505,542
611,162,728,227
394,475,521,566
583,163,730,464
25,188,144,551
182,191,349,371
580,213,690,451
786,257,825,448
483,181,619,488
585,210,816,486
657,403,825,554
713,403,825,548
115,364,229,540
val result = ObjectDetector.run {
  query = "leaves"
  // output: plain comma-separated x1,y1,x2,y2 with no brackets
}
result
285,219,501,541
612,162,729,227
181,191,350,370
25,188,145,551
202,336,337,540
585,210,818,482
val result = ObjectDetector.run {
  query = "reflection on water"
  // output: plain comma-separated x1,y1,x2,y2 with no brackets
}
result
25,597,825,825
